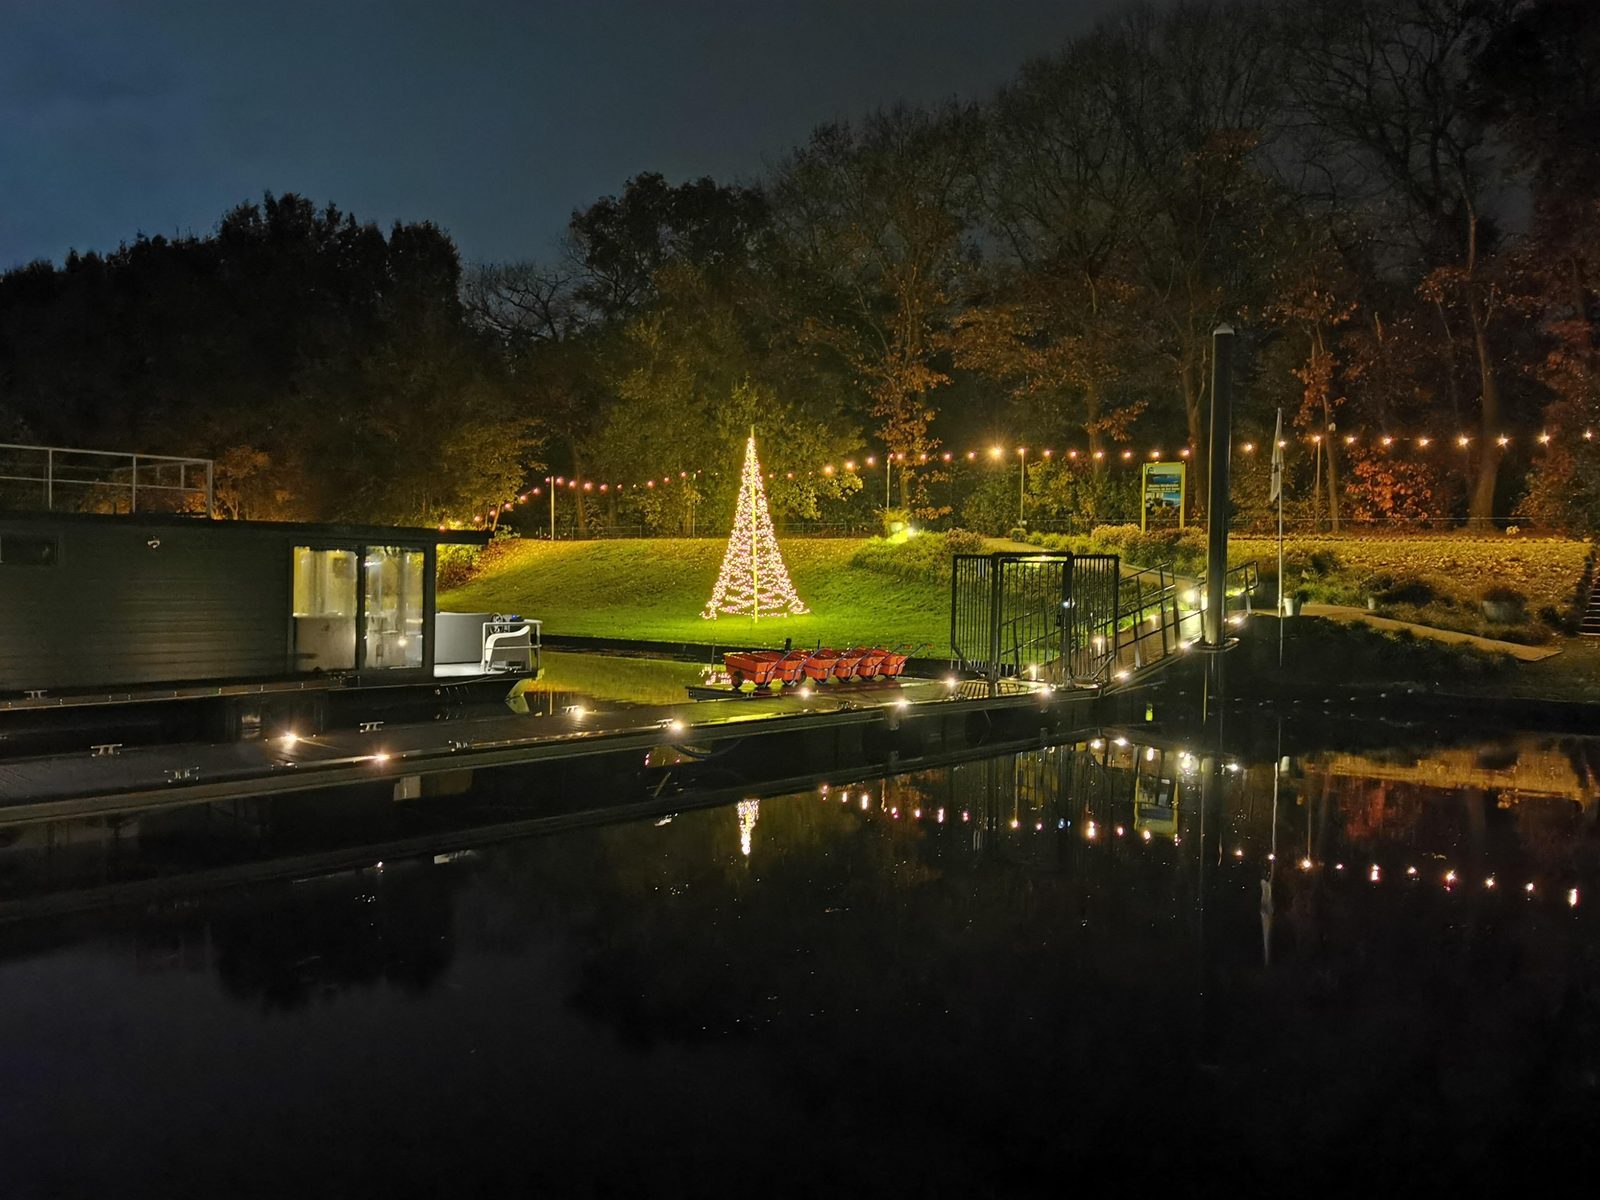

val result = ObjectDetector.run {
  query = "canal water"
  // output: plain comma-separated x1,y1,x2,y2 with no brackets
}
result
2,716,1598,1195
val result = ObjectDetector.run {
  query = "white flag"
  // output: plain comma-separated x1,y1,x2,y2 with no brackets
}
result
1269,408,1284,503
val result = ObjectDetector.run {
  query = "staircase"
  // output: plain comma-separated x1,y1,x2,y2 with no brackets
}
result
1582,574,1600,637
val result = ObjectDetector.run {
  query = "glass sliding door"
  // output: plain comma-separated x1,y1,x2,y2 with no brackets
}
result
362,545,425,670
292,547,358,671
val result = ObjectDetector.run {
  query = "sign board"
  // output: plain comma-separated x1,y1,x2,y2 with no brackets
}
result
1140,461,1186,531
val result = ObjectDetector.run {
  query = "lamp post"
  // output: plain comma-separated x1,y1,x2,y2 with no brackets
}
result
548,476,556,540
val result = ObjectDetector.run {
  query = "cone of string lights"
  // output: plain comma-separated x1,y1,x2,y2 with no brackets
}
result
702,431,808,620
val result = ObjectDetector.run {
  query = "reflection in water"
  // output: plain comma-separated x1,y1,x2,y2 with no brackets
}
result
737,798,759,858
1,724,1599,1193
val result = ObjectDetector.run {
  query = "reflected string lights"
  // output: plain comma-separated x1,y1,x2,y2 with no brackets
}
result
804,736,1590,912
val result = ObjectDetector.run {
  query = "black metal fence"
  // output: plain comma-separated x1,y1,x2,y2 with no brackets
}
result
951,551,1260,688
950,552,1122,687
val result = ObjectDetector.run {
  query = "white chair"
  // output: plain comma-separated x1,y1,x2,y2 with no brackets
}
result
481,621,538,673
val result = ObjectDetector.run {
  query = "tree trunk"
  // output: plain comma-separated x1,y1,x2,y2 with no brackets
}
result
1085,378,1105,470
1468,295,1500,527
1314,327,1341,532
1323,435,1341,532
572,449,589,535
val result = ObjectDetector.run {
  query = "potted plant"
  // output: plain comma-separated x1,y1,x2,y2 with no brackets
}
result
1480,584,1527,624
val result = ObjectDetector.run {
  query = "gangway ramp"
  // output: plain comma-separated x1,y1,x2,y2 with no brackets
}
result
950,552,1258,689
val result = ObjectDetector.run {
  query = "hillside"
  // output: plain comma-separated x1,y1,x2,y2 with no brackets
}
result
438,537,952,650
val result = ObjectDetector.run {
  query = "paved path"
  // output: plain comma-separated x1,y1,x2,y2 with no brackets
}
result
1299,604,1561,662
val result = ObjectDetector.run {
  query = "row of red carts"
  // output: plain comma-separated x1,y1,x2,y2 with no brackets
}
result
722,644,924,690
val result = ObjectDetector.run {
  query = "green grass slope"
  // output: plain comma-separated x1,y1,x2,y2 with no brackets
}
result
439,538,951,650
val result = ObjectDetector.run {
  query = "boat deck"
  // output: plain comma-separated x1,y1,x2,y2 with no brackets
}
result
0,676,1068,821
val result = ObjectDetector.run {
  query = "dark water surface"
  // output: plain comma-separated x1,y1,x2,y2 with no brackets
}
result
3,719,1599,1196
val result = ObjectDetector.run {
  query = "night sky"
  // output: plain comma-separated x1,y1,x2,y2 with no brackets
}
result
2,0,1125,270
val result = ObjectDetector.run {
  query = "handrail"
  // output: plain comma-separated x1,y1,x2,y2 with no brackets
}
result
0,442,214,517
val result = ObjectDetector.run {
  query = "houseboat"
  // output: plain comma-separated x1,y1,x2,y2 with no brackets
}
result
0,445,535,756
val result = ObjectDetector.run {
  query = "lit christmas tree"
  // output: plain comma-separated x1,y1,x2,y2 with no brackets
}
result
702,431,808,620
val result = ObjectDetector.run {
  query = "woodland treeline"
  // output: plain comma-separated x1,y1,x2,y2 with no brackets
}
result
1,0,1596,533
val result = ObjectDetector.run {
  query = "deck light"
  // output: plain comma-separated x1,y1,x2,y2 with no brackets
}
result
1569,888,1580,907
1299,858,1313,871
280,732,299,749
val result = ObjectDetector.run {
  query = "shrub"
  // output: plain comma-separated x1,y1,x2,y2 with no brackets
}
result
945,529,989,557
849,529,987,584
437,544,483,590
1481,584,1527,605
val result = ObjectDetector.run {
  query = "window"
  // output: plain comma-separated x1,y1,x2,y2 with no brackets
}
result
0,534,58,566
292,547,358,671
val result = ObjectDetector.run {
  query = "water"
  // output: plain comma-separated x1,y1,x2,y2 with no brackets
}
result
2,719,1598,1195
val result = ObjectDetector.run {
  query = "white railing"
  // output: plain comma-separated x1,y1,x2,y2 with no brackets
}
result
0,443,214,517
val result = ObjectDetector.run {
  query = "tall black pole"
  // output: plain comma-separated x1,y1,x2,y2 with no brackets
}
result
1203,324,1235,649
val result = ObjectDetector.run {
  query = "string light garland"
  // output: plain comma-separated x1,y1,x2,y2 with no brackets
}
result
701,432,808,620
459,428,1598,527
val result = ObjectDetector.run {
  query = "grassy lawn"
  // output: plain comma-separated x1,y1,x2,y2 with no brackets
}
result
439,537,951,651
1038,526,1594,644
1228,533,1591,614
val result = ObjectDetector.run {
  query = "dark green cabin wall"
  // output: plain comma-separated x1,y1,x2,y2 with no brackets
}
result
0,520,290,691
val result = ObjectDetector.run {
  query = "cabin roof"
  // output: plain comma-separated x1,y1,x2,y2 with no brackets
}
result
0,509,492,546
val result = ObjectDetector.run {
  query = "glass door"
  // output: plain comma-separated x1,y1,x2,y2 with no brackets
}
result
361,546,425,670
292,547,358,671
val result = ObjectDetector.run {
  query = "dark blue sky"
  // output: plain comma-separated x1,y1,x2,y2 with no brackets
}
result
2,0,1122,270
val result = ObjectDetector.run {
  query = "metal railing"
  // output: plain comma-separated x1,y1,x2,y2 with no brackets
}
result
0,443,214,517
951,552,1122,687
951,551,1261,689
1111,561,1259,677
